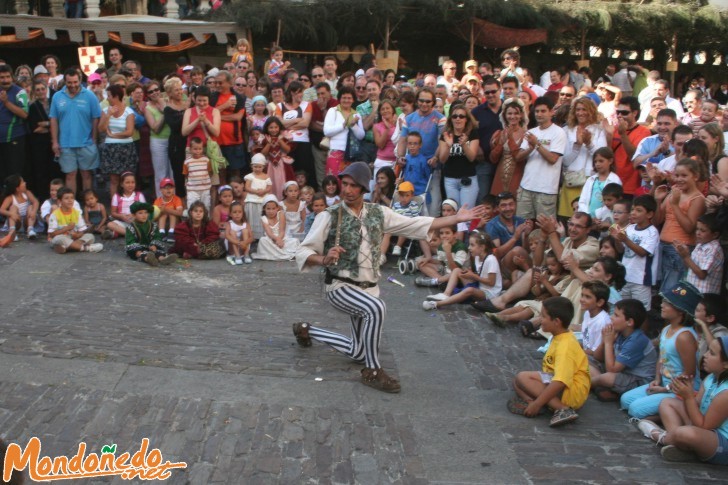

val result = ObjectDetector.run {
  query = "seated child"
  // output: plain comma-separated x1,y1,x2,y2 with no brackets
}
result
82,189,107,235
621,282,701,419
487,252,570,328
590,299,657,402
468,194,497,233
125,202,177,266
677,213,724,295
153,178,184,241
0,174,39,245
225,201,253,265
212,185,234,233
304,192,327,237
695,294,728,372
441,199,469,241
390,181,423,255
509,297,590,427
252,194,300,261
106,172,145,238
41,178,81,228
171,201,222,260
640,336,728,463
48,188,103,254
415,225,468,287
422,232,501,311
300,185,314,216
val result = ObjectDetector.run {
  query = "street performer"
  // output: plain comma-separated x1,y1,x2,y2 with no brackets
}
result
294,162,486,393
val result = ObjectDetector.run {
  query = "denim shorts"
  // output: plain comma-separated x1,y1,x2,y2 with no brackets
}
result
59,145,99,173
706,431,728,465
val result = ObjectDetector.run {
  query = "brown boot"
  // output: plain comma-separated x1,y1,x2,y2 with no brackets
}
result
361,368,401,393
292,322,312,347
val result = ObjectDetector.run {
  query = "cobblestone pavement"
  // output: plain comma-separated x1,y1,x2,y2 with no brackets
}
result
1,238,728,484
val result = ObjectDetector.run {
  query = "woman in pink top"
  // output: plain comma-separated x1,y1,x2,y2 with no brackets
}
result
372,100,398,181
653,158,706,293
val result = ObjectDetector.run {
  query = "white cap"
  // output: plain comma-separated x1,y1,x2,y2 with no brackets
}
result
33,65,48,75
442,199,458,211
262,194,279,206
250,153,267,166
207,67,220,77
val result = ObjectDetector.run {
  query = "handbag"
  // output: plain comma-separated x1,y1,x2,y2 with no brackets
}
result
200,117,228,175
197,239,226,259
319,136,331,150
563,169,587,188
344,127,365,162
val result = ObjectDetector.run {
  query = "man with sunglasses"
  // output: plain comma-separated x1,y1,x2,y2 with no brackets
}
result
396,87,446,215
610,96,651,197
471,77,503,200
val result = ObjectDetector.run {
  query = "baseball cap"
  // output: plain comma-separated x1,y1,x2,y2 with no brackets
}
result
398,181,414,193
33,65,48,76
465,59,477,69
159,178,175,188
182,65,194,72
88,73,102,84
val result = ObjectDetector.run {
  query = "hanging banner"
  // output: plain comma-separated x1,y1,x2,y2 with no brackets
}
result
78,46,105,76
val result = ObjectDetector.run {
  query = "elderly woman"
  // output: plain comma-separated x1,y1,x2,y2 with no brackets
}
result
275,81,316,186
436,103,480,209
99,84,137,198
163,77,190,195
144,80,173,198
489,97,528,195
559,96,607,217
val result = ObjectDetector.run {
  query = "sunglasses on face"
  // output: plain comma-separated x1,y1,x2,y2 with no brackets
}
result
418,99,434,104
559,93,574,97
451,114,467,119
146,88,160,94
483,89,498,95
300,78,310,83
235,83,245,87
355,86,367,90
616,109,631,116
312,74,324,78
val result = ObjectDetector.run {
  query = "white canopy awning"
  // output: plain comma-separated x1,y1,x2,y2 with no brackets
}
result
0,14,243,46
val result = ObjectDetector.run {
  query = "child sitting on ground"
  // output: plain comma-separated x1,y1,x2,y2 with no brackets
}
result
676,213,724,295
621,282,701,420
638,336,728,464
590,299,657,402
82,189,107,235
125,202,177,266
106,172,145,239
415,225,468,287
225,201,253,265
252,194,300,260
695,294,728,372
389,181,423,255
153,178,183,241
509,297,590,427
0,174,39,246
579,281,614,357
212,185,234,233
229,175,246,205
48,188,103,254
41,178,81,228
422,232,501,311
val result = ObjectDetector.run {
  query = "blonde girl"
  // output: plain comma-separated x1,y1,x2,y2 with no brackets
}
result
422,232,501,311
653,157,707,292
225,201,253,265
577,147,622,217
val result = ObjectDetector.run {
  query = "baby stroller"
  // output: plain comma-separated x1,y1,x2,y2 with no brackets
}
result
390,175,431,275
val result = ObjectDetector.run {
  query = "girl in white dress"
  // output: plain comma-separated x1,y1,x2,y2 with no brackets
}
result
225,201,253,265
280,181,306,238
252,195,299,261
244,153,272,240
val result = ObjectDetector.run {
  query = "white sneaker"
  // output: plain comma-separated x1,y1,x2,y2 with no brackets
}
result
227,256,237,266
244,256,253,264
235,257,244,265
392,245,402,256
86,243,103,253
27,229,37,240
637,419,665,443
426,292,449,301
422,301,438,311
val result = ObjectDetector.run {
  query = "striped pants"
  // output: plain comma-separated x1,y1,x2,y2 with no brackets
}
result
308,285,386,369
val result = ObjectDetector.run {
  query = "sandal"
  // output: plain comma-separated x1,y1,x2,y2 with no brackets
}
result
361,368,401,393
507,396,529,415
486,312,506,328
292,322,312,347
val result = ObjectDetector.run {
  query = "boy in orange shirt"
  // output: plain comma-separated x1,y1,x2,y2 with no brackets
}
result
154,178,184,242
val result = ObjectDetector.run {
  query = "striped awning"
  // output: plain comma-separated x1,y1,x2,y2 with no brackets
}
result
0,14,243,46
